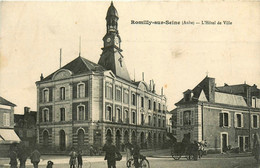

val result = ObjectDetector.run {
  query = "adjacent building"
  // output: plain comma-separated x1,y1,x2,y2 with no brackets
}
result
36,2,167,153
0,96,20,156
14,107,37,150
174,76,260,153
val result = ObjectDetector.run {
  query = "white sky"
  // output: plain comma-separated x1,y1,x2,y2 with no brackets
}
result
0,1,259,114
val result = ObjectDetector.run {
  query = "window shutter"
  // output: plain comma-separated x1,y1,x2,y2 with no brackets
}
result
228,112,231,127
191,111,194,125
251,115,253,128
257,115,259,128
85,102,89,120
180,111,183,126
219,113,223,127
234,113,237,128
49,108,53,122
241,114,244,128
85,81,89,97
49,88,53,102
72,103,77,121
73,83,77,98
39,89,42,103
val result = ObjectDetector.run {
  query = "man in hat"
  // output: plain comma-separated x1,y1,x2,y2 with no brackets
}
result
102,137,120,168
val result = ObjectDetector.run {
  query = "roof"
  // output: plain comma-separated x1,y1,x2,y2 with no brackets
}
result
217,84,260,96
215,92,248,107
0,96,16,107
42,56,105,82
106,2,118,19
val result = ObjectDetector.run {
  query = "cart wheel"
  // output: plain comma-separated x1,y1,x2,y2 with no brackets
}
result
140,159,150,168
126,158,134,168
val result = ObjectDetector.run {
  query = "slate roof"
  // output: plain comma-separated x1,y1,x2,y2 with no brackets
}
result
42,56,105,82
106,2,118,19
215,92,248,107
0,96,16,107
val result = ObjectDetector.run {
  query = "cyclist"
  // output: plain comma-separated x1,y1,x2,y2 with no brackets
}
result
132,141,140,168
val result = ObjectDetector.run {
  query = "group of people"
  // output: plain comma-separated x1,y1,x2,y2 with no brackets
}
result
102,137,142,168
68,148,83,168
9,144,41,168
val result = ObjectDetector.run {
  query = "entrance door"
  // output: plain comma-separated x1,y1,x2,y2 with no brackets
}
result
239,136,244,152
222,133,228,152
59,130,66,151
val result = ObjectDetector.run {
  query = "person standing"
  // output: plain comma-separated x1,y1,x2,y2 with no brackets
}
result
9,145,18,168
30,148,41,168
69,147,77,168
125,142,133,163
17,144,27,168
77,150,83,168
132,142,140,168
103,138,120,168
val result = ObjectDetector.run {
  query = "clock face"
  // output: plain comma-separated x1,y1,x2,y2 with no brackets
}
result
106,38,111,43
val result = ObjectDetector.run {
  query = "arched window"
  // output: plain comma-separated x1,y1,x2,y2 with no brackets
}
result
106,106,112,121
43,89,49,102
59,130,66,151
117,108,121,122
124,110,129,123
78,105,85,121
153,101,156,111
78,129,85,148
148,100,151,110
77,83,85,98
60,87,65,100
43,130,49,147
43,108,49,122
132,111,136,124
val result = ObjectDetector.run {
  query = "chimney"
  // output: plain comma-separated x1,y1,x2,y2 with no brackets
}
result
208,78,215,102
40,73,44,81
161,87,164,95
24,107,30,114
142,72,144,81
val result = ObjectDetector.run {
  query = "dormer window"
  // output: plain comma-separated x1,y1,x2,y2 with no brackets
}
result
184,93,191,102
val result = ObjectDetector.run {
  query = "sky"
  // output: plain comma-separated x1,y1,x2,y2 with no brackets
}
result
0,1,259,114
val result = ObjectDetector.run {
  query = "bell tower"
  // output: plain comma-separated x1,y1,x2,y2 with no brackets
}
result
98,2,131,81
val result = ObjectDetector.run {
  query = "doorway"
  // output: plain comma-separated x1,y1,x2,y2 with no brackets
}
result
59,130,66,151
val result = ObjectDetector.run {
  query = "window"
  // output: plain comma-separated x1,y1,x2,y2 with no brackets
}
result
106,106,112,121
163,119,165,128
141,114,144,125
153,116,156,127
163,105,165,113
132,111,136,124
183,111,191,126
60,108,65,121
153,102,156,111
116,88,121,101
148,115,151,125
141,97,144,108
123,90,129,104
105,83,113,100
158,118,161,127
131,93,136,106
78,106,85,121
219,112,230,127
252,114,259,128
78,83,85,98
184,93,191,102
3,113,10,126
148,100,151,110
117,108,121,122
43,109,49,122
60,87,65,100
235,113,243,128
43,89,49,102
158,103,161,112
124,110,129,123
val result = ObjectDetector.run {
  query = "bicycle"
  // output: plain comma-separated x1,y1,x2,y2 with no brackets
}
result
126,154,150,168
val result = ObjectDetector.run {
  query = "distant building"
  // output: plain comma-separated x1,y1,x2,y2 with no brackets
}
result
36,2,167,154
175,76,260,153
0,96,20,156
14,107,37,150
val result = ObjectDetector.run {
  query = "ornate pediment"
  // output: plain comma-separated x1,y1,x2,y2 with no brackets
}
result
138,81,148,92
52,69,72,80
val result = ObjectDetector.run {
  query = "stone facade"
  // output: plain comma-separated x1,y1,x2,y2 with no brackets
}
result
36,3,167,154
175,76,260,153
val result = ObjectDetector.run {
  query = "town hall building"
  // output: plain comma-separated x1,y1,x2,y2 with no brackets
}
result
36,2,167,153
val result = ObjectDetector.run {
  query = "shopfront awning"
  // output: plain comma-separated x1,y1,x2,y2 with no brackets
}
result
0,129,20,144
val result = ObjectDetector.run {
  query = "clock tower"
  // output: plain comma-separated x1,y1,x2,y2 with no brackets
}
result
98,2,131,81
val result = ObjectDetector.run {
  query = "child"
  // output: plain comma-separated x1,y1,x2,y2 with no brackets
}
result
46,161,54,168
